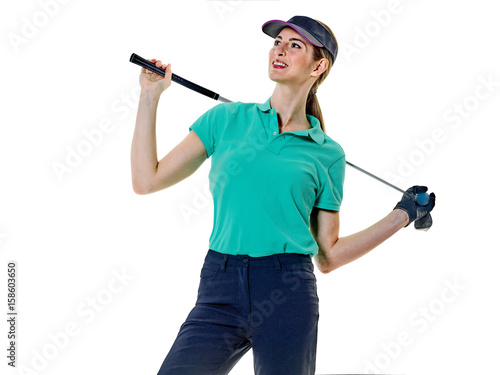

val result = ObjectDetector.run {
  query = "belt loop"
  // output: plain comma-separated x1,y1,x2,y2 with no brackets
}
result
220,255,229,272
273,255,282,272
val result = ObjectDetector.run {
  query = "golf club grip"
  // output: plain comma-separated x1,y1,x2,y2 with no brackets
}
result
129,53,220,101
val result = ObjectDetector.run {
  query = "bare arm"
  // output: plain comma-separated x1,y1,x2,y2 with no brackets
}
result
131,59,207,195
310,207,409,274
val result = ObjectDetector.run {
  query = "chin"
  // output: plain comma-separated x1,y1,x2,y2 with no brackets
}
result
268,71,285,84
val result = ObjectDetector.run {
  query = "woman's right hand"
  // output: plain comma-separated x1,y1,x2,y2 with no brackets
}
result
139,58,172,96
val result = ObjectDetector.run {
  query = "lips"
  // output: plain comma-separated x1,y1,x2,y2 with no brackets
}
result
272,60,288,69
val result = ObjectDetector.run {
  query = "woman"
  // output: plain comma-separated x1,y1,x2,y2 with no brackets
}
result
131,15,435,375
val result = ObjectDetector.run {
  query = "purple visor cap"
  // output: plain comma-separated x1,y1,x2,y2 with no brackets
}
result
262,15,338,63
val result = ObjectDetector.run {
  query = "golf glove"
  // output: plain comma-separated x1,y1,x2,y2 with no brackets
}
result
394,186,436,229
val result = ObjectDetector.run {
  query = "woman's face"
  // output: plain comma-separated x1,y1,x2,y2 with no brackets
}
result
268,27,318,85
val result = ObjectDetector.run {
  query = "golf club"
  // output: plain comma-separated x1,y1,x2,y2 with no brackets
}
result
130,53,433,229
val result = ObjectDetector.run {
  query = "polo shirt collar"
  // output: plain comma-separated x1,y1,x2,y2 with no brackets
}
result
256,97,273,112
257,97,326,145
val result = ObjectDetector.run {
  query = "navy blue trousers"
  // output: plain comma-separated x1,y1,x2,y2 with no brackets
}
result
157,249,320,375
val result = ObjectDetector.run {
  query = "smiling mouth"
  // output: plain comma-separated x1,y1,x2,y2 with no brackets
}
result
272,61,288,69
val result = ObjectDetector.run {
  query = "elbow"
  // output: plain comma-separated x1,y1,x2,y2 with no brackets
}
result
131,164,165,195
318,265,332,275
132,184,147,195
315,252,338,274
132,178,171,195
132,179,153,195
315,240,341,274
317,262,339,274
133,186,147,195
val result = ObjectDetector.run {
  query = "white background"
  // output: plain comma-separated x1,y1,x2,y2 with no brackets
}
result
1,0,499,374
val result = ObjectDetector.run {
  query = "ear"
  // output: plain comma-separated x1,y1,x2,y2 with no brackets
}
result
311,58,329,77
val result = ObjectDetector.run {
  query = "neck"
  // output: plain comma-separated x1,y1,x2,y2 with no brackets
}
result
270,84,311,131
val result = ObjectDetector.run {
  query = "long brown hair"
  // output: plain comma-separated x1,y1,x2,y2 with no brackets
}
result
306,20,337,133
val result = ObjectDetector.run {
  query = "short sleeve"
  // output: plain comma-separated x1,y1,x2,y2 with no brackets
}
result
189,103,228,158
314,155,346,211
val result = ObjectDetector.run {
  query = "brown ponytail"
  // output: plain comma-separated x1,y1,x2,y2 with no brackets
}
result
306,20,337,133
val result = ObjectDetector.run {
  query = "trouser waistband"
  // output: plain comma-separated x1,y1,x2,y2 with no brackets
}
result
206,249,311,272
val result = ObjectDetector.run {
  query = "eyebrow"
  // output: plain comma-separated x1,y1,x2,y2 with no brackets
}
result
275,35,306,46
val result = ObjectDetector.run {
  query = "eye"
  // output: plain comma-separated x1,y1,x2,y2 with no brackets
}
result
292,43,301,48
274,40,281,46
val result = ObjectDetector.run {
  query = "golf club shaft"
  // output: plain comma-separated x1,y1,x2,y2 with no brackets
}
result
130,53,405,194
346,162,404,194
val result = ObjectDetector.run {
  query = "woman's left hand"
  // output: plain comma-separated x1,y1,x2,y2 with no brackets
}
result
394,186,436,227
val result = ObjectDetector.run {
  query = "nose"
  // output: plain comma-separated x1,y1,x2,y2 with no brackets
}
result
275,44,286,56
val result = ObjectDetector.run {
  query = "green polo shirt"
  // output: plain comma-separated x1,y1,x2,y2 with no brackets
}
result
189,97,345,257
